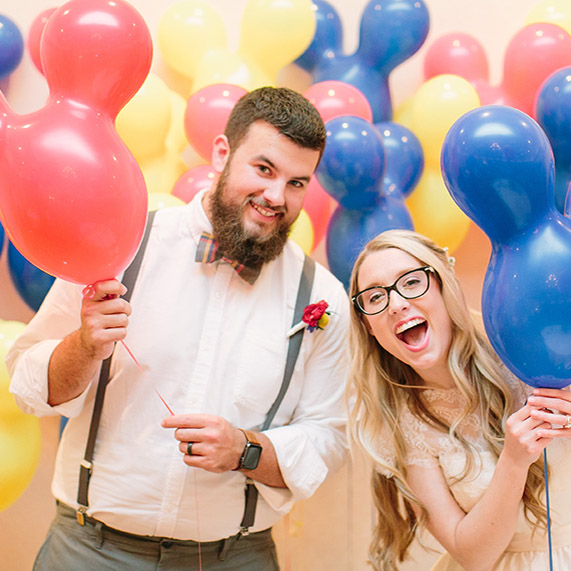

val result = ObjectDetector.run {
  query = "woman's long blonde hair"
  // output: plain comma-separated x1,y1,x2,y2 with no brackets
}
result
347,230,546,570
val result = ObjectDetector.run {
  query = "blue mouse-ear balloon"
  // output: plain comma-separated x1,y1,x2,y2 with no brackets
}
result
535,66,571,214
296,0,429,123
441,105,555,243
326,200,413,289
376,121,424,198
8,241,55,311
565,182,571,217
294,0,342,74
317,116,386,210
442,104,571,389
0,15,24,79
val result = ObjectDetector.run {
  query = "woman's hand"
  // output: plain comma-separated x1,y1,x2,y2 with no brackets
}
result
502,403,553,468
527,387,571,438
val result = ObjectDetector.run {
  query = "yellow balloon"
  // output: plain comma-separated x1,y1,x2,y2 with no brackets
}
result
142,152,188,195
116,74,172,162
148,192,186,211
166,91,189,155
191,50,273,94
289,209,314,255
407,169,471,253
158,1,227,79
239,0,316,79
0,320,27,418
410,75,481,167
0,414,41,511
393,96,414,131
526,0,571,36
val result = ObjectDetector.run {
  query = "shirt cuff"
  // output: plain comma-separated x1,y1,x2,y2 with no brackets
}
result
10,339,92,418
264,425,329,500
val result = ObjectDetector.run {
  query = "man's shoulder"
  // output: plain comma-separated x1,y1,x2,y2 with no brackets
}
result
280,240,348,300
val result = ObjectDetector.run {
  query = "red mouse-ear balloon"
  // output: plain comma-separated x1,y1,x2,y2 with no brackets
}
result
41,0,153,117
0,0,152,285
27,7,57,75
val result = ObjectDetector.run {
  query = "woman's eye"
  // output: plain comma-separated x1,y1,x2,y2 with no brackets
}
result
368,291,387,305
402,277,420,289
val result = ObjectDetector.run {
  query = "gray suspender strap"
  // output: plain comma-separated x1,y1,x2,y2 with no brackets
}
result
76,210,156,525
238,254,316,536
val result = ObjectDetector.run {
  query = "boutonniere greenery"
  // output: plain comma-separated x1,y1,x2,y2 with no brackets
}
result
287,300,331,337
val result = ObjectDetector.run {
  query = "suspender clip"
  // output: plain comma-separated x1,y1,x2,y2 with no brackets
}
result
76,506,87,526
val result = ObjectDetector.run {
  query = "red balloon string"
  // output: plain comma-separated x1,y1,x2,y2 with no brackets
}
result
119,340,174,415
82,285,174,415
193,470,203,570
122,338,202,567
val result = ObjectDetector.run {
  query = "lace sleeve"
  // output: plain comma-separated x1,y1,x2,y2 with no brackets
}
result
372,405,440,477
400,405,440,469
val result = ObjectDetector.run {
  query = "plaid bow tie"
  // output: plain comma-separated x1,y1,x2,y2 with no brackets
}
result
195,232,261,285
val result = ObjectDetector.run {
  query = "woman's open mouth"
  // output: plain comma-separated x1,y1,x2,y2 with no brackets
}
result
395,318,428,349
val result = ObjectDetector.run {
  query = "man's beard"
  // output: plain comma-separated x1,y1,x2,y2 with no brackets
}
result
209,167,291,270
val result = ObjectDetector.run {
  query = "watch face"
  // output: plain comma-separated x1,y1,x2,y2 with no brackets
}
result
242,443,262,470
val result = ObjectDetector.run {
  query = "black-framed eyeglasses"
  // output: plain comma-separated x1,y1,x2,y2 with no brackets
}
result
352,266,436,315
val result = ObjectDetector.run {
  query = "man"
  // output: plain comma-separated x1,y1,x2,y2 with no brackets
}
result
7,87,349,570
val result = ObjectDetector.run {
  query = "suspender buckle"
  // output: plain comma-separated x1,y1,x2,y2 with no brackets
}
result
238,526,250,538
76,506,87,526
80,459,93,472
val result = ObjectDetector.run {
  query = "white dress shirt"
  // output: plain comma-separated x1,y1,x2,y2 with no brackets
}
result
7,191,350,541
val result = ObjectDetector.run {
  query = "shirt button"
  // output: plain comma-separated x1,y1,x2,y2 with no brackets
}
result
215,291,222,299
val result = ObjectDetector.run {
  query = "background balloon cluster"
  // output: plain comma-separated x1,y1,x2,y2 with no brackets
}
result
3,0,571,510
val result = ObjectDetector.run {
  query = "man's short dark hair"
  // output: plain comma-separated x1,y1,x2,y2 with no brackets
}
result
224,86,326,160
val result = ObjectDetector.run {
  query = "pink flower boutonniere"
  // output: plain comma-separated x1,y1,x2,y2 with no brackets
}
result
287,300,331,337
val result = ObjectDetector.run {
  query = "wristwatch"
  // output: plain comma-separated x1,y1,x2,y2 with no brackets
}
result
236,428,263,471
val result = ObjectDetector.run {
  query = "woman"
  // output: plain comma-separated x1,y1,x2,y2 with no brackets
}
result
347,229,571,570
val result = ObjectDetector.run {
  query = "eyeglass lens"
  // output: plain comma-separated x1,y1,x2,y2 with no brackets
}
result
356,268,430,314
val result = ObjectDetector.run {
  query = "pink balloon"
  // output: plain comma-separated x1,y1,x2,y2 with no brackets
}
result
424,33,489,85
0,0,152,285
303,177,334,249
502,23,571,117
172,164,216,203
27,7,57,75
184,84,248,161
303,80,373,124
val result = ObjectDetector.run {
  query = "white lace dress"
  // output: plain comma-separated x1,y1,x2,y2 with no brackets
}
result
378,386,571,570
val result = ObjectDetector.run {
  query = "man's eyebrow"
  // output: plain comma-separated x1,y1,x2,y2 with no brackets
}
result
253,154,275,168
253,155,311,182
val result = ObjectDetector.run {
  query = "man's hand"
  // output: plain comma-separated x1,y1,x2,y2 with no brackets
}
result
47,279,131,406
79,279,131,361
161,413,245,472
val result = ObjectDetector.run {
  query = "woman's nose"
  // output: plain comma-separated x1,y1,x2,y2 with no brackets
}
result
387,289,409,313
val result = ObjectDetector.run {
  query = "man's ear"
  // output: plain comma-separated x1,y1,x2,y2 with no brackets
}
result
211,135,230,173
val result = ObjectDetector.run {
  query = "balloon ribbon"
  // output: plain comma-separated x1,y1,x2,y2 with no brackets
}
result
544,448,553,571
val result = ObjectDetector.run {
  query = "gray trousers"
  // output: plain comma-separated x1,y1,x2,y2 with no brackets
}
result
33,502,280,570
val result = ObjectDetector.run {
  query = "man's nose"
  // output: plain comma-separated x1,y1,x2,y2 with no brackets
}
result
262,180,286,206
